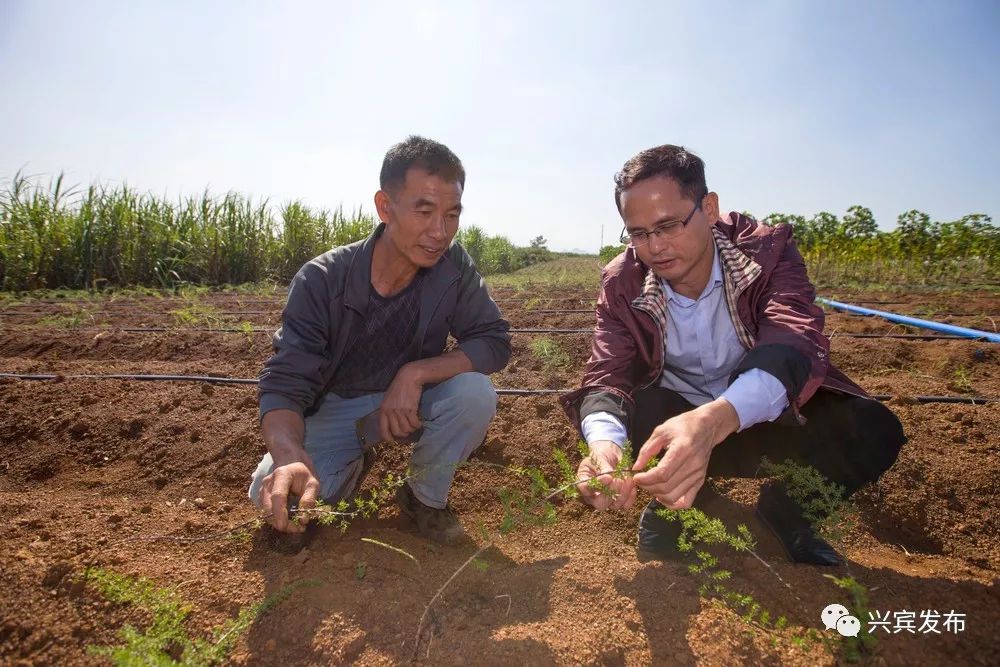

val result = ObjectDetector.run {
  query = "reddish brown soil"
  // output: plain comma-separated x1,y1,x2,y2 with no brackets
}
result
1,287,999,666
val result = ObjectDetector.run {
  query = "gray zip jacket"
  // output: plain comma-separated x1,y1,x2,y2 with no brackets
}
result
258,223,512,420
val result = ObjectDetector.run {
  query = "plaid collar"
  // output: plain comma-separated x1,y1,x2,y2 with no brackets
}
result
711,225,762,296
631,224,763,352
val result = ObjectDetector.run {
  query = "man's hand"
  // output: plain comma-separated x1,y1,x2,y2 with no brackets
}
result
259,409,319,533
379,363,425,441
631,399,740,509
576,440,638,511
259,454,321,533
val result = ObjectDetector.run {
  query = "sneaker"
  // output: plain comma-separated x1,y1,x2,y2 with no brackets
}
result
395,483,466,545
755,481,842,566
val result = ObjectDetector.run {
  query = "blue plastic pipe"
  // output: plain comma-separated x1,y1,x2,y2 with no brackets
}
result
817,298,1000,343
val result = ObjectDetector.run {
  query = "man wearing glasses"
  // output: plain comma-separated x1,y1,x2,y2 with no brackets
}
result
560,144,906,565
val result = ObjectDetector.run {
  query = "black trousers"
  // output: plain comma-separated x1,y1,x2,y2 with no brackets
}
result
630,387,907,498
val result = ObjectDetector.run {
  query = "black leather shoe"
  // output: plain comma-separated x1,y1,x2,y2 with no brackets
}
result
636,499,689,563
756,482,843,566
636,486,725,563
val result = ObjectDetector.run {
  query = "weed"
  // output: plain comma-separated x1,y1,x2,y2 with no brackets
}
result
169,303,223,328
826,575,878,662
227,527,253,544
294,471,408,531
950,365,974,393
530,337,570,371
237,320,255,343
653,505,788,629
83,567,316,666
649,458,878,662
38,305,95,328
758,457,855,543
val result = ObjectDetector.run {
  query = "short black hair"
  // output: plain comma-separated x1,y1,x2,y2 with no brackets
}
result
379,135,465,194
614,144,707,213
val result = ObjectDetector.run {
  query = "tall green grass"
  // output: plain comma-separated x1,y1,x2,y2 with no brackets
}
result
766,207,999,287
0,172,375,290
454,225,552,275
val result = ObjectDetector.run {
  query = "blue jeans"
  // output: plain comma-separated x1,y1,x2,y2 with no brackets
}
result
248,372,497,509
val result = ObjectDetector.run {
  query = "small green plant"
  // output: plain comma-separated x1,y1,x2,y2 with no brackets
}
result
654,506,782,624
293,471,408,531
529,337,571,371
498,473,557,534
83,567,315,666
237,320,255,343
950,365,974,393
227,527,254,544
825,575,877,662
169,303,223,328
38,305,94,328
649,459,875,662
758,457,854,543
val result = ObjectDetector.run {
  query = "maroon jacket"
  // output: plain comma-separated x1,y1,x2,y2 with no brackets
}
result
560,212,866,433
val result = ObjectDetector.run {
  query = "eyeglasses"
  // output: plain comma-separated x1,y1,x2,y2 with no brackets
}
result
620,201,701,247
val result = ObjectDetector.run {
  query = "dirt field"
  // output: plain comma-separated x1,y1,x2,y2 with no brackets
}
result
1,284,998,666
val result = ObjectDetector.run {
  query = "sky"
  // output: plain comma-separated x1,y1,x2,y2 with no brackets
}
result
1,0,998,252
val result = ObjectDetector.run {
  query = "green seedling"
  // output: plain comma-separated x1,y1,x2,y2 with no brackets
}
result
83,567,316,666
529,337,571,371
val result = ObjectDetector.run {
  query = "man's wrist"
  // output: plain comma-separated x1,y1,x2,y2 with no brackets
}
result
588,439,623,463
399,361,428,386
269,442,310,467
696,399,740,446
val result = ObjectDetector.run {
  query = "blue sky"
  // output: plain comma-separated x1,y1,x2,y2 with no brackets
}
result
1,1,997,252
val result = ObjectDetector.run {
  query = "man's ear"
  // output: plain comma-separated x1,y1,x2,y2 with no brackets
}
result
374,190,393,224
703,192,721,220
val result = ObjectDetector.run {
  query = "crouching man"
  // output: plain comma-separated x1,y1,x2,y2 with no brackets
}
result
561,144,906,565
250,136,511,544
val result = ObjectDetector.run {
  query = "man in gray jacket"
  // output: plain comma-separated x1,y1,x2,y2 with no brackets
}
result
249,136,512,544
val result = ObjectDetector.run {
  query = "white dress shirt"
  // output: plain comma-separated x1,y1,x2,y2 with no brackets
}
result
582,247,789,446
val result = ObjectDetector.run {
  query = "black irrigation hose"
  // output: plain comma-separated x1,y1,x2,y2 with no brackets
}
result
0,372,259,385
0,308,592,317
0,325,993,340
0,372,996,404
528,309,594,314
0,372,560,395
5,309,997,319
511,328,592,334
